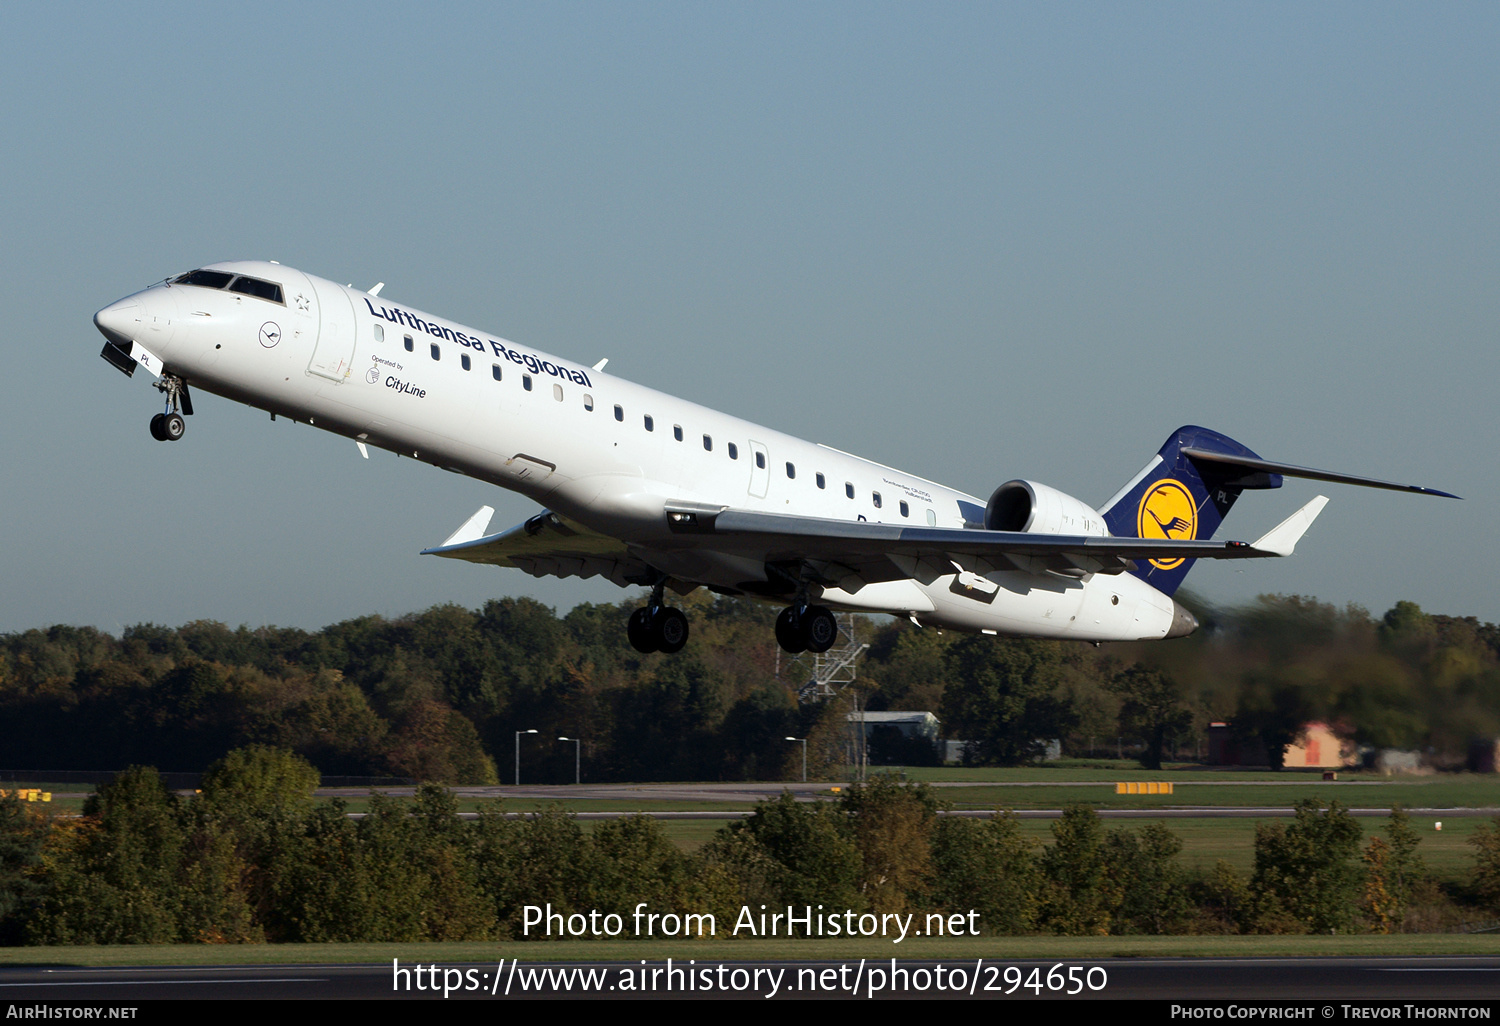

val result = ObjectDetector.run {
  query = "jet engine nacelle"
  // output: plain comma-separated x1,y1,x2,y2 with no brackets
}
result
985,480,1108,536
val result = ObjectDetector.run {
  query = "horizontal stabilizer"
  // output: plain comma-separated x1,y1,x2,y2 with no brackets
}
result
1251,495,1329,556
441,506,495,547
1182,447,1459,499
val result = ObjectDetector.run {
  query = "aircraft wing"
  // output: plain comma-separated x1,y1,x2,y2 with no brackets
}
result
658,498,1325,591
421,508,649,588
423,496,1325,594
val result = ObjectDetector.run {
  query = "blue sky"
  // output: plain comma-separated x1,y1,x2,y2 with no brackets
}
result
1,2,1495,633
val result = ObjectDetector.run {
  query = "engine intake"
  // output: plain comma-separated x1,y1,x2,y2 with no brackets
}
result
985,480,1108,536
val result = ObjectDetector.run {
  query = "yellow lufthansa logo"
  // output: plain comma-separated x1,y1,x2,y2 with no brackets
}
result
1137,479,1198,570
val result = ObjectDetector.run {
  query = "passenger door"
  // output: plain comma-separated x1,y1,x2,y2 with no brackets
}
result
308,280,359,382
747,440,770,499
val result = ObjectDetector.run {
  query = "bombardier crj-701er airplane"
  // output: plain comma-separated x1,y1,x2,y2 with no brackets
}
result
94,262,1456,655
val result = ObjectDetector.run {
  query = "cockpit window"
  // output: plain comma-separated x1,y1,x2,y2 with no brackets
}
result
227,275,285,304
172,269,234,289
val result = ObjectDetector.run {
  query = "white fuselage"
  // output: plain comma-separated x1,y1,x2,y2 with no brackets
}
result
94,261,1182,641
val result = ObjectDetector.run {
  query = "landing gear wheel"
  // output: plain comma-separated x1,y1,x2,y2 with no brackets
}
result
775,607,807,654
627,607,659,654
803,606,838,653
148,374,192,443
654,607,689,654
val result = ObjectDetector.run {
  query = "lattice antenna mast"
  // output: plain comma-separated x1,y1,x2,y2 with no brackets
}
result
776,612,868,703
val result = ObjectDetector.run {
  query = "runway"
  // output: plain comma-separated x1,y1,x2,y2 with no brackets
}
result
319,780,1500,821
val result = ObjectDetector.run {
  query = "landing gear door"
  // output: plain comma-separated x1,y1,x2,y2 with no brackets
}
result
308,281,359,382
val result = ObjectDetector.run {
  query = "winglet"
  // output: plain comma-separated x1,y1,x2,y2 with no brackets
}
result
441,506,496,547
1251,495,1329,556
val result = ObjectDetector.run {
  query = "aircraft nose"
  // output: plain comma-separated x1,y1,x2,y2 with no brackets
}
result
1165,600,1199,639
94,297,140,348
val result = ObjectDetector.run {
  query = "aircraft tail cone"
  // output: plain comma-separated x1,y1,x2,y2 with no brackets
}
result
1165,600,1199,639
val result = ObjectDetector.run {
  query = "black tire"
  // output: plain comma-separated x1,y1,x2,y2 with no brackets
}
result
775,607,807,654
803,606,838,653
627,607,658,653
654,607,689,654
149,413,167,441
162,412,186,441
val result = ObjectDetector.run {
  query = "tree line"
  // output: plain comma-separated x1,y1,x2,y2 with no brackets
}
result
0,593,1497,781
3,747,1498,944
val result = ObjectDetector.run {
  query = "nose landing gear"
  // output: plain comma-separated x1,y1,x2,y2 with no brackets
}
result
149,412,185,441
148,374,193,442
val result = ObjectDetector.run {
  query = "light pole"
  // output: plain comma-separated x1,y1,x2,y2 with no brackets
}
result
515,729,537,786
557,736,581,785
785,736,807,783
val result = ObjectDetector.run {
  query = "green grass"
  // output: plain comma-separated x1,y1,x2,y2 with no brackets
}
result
1005,814,1488,881
940,781,1500,811
637,813,1491,881
361,798,761,815
603,817,725,852
1,934,1498,967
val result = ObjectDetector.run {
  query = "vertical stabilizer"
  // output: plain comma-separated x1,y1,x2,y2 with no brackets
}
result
1100,426,1283,595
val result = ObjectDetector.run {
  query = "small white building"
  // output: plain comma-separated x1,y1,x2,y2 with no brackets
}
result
846,710,941,740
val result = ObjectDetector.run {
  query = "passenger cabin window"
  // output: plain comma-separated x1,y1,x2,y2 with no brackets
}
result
873,492,883,509
523,375,533,391
492,364,502,381
227,276,284,304
926,509,937,526
172,269,235,289
755,452,766,469
899,500,910,517
553,383,563,401
584,394,594,411
644,415,654,432
461,353,471,371
673,425,683,442
430,343,440,361
404,336,414,352
374,324,385,342
786,462,796,479
728,442,739,460
816,472,826,490
845,482,854,499
703,434,712,451
614,405,624,421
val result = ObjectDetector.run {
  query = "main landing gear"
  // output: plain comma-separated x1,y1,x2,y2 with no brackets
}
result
775,604,838,655
627,582,689,654
148,374,193,442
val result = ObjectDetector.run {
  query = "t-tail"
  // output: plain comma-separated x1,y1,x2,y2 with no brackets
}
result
1100,425,1459,597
